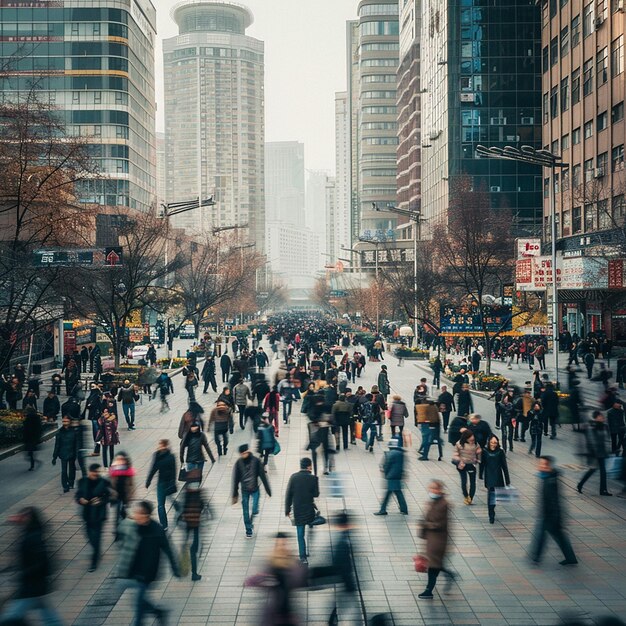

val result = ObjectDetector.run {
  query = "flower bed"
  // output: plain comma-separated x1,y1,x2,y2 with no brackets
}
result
474,374,508,391
394,347,429,359
0,410,54,448
157,358,187,369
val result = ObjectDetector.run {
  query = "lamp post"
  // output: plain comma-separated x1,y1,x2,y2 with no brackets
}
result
475,145,569,387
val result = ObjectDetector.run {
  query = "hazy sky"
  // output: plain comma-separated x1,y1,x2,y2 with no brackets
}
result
156,0,358,172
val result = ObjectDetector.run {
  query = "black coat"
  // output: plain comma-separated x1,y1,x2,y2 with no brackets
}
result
22,412,42,451
145,449,177,487
220,354,232,371
285,469,319,526
457,390,473,416
75,476,110,523
479,448,510,488
540,387,559,418
448,416,467,445
539,470,564,530
43,396,60,418
53,427,77,461
17,527,52,599
468,419,492,449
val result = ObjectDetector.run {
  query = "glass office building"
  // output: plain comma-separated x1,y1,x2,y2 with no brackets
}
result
421,0,543,237
0,0,157,213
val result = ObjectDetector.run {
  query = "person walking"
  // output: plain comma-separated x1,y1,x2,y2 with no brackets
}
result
95,408,119,468
256,347,270,371
22,407,42,471
377,365,390,402
181,421,216,475
264,385,282,437
331,394,353,450
43,389,60,423
528,401,544,457
209,401,232,457
220,349,232,383
116,500,180,623
479,435,511,524
154,371,173,413
456,383,474,417
436,385,455,433
499,394,515,452
232,444,272,538
75,463,111,572
577,411,613,496
257,413,277,466
607,401,626,454
285,457,320,564
452,430,482,505
374,438,408,516
52,416,79,492
117,380,139,431
234,379,252,429
432,356,443,389
388,394,408,441
201,356,218,394
109,452,136,539
529,456,578,565
179,472,207,581
185,370,199,404
540,382,559,440
417,480,455,599
0,507,63,626
145,439,177,531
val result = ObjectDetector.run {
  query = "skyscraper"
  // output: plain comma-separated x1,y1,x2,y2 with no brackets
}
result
333,91,351,260
265,141,305,227
346,20,361,242
163,0,265,244
0,0,158,213
420,0,542,237
357,0,400,237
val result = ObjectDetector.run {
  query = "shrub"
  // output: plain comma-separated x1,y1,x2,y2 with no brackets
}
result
0,410,52,447
474,374,508,391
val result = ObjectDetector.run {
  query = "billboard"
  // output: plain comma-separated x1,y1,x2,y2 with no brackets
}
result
440,304,513,336
517,238,542,258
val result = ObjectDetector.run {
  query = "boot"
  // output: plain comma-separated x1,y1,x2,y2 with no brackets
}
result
488,505,496,524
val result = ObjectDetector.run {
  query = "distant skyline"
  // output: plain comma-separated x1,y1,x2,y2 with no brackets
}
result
156,0,358,172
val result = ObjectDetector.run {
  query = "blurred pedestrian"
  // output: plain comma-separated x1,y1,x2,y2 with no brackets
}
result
530,456,578,565
417,480,455,599
0,507,63,626
43,389,60,423
232,444,272,538
22,407,42,471
577,411,613,496
209,400,232,457
201,356,217,393
109,452,136,539
52,416,79,492
257,413,277,466
374,438,408,516
180,420,216,475
95,408,119,468
479,435,510,524
146,439,177,531
179,471,206,581
452,430,481,505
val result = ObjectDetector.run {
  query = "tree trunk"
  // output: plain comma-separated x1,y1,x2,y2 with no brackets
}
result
194,318,201,342
484,332,492,376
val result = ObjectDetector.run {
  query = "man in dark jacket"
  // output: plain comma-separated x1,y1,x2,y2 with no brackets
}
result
201,356,218,393
285,457,320,564
530,456,578,565
607,401,625,453
145,439,177,530
220,350,232,383
232,444,272,538
80,346,89,373
467,413,492,449
117,500,180,624
577,411,613,496
43,389,60,423
374,438,408,515
117,380,138,430
456,383,473,416
52,416,78,492
75,463,111,571
436,385,455,433
377,365,390,400
540,383,560,439
332,395,353,450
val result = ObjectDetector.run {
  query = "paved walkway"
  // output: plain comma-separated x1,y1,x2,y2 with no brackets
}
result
0,342,625,625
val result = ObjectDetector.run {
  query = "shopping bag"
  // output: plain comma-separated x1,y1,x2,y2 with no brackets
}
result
606,455,623,479
494,485,520,503
412,554,428,573
178,543,190,577
177,467,187,482
354,421,362,440
273,440,281,455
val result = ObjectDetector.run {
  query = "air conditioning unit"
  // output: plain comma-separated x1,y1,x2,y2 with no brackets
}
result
506,135,520,142
595,16,605,28
490,186,501,192
490,117,506,125
521,116,534,125
618,0,624,12
595,167,606,178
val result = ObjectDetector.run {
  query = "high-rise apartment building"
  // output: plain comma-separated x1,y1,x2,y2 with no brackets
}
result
333,91,351,260
347,20,362,242
397,0,421,216
420,0,542,237
163,0,264,244
0,0,157,213
325,175,337,263
156,131,166,211
357,1,400,236
306,169,330,264
265,141,305,227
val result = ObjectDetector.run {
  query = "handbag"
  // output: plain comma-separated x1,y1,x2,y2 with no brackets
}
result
309,513,327,527
178,467,188,482
494,485,520,503
165,480,177,496
273,440,281,455
354,421,362,440
413,554,429,573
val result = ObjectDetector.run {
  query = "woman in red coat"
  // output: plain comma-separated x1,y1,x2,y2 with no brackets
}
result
263,386,282,436
96,409,119,468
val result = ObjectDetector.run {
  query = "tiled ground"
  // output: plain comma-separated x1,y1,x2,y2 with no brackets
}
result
0,342,625,625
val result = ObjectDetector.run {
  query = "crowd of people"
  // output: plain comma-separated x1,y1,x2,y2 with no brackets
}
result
1,312,626,626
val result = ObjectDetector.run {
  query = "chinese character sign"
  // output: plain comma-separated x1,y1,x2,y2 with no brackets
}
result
440,304,513,335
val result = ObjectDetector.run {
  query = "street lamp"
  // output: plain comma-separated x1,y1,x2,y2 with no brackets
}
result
475,144,569,387
373,202,424,343
357,235,386,333
160,196,215,217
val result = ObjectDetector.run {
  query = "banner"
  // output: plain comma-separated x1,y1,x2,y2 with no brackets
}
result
440,304,512,336
517,238,541,258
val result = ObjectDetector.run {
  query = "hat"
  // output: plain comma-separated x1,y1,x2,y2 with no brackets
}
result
388,438,399,448
381,364,387,370
239,444,249,453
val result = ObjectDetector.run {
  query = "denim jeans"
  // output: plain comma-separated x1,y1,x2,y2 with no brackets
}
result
241,489,260,533
127,580,162,626
156,483,170,529
362,422,377,448
122,402,135,428
0,597,63,626
419,423,431,457
296,524,307,559
283,400,292,422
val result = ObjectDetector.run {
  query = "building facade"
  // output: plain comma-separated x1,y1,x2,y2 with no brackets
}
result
397,0,421,216
266,224,320,286
346,20,362,242
420,0,543,237
163,0,264,245
333,91,352,261
265,141,305,227
0,0,158,213
357,0,400,237
325,175,338,263
540,0,626,341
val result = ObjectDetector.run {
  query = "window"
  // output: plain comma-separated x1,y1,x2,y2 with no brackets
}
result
71,23,79,35
562,0,569,6
573,164,581,188
359,4,401,16
542,46,549,73
552,140,559,155
362,75,397,83
612,35,624,77
598,0,608,20
571,15,581,48
561,77,569,112
584,158,594,181
584,120,593,138
583,59,593,96
360,21,399,37
561,26,570,58
361,43,399,51
585,203,597,232
562,133,570,150
550,86,559,119
597,48,608,86
72,91,80,103
614,0,624,12
93,91,101,104
573,206,582,233
562,209,571,236
597,111,608,131
598,152,609,174
583,3,594,38
544,177,550,199
571,68,580,104
599,200,611,229
550,0,557,17
612,101,624,123
360,59,398,67
613,144,625,170
550,36,559,67
554,172,560,194
92,23,101,36
573,127,581,144
613,195,625,221
562,168,570,191
543,92,549,123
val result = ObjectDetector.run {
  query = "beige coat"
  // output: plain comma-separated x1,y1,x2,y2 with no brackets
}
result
420,496,449,569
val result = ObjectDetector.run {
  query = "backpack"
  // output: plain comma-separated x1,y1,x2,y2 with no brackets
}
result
361,401,375,422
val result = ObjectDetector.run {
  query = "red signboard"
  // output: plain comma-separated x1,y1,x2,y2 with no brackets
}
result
608,259,624,289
